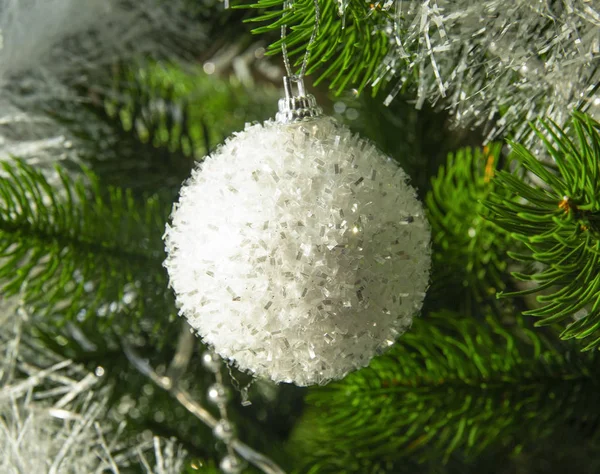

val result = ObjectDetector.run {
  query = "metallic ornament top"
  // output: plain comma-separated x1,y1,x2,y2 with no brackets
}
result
276,76,323,124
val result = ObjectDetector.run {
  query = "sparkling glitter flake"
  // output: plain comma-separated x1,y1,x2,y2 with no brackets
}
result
164,116,431,386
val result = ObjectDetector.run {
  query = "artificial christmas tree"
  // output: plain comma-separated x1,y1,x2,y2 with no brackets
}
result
0,0,599,473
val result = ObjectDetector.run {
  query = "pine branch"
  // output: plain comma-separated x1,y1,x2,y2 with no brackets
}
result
339,93,475,195
0,159,171,329
241,0,389,94
425,144,511,313
51,61,278,196
290,312,600,472
485,112,600,350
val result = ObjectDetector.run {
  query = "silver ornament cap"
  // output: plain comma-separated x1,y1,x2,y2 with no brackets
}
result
276,76,322,123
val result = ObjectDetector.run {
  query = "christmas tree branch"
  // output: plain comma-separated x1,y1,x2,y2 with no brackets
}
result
486,112,600,350
54,61,278,196
425,144,511,313
122,340,287,474
241,0,389,94
291,312,600,472
0,159,171,328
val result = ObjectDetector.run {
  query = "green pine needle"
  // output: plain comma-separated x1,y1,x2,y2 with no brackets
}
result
486,112,600,350
0,159,171,329
426,144,511,312
241,0,390,94
290,312,600,472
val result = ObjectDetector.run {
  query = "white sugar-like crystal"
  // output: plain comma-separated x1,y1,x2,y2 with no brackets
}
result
164,116,431,386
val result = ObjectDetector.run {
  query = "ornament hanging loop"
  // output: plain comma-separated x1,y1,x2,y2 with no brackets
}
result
276,75,322,123
276,0,322,123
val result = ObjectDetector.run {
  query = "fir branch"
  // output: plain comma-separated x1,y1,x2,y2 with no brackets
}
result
241,0,389,94
0,159,171,328
53,61,277,196
485,112,600,350
425,144,511,312
291,312,600,472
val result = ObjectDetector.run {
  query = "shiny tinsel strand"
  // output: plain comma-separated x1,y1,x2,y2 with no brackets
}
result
0,303,188,473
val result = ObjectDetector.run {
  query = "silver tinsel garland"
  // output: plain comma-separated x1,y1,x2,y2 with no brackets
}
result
0,303,188,473
374,0,600,143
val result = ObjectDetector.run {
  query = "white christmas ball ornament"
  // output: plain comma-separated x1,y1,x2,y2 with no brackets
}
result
164,111,431,386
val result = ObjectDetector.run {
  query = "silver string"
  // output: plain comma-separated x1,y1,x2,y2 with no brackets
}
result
281,0,321,80
281,0,293,78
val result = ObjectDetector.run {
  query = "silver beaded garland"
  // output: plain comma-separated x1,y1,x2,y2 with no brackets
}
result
213,419,235,442
202,351,222,372
220,454,244,474
208,383,229,405
203,350,244,473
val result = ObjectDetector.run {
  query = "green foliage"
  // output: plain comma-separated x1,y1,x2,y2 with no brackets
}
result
243,0,389,94
290,312,600,473
426,144,511,312
105,61,277,158
335,92,478,195
32,322,218,459
56,61,277,195
181,461,221,474
486,112,600,350
0,159,171,329
12,5,600,470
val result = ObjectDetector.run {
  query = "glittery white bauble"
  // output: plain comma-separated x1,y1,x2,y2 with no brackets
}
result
164,116,431,386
